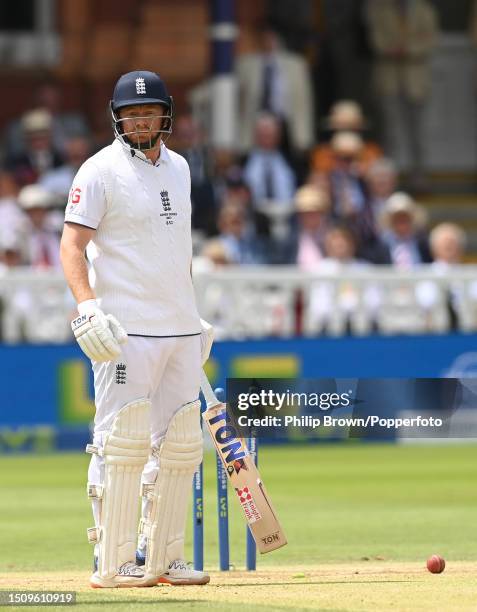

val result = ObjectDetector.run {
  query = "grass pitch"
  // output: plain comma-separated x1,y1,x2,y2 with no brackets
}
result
0,444,475,611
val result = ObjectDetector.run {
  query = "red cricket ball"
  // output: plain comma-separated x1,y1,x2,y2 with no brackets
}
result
427,555,445,574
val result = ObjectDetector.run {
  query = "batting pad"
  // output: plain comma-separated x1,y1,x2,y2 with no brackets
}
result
140,399,203,578
87,398,151,579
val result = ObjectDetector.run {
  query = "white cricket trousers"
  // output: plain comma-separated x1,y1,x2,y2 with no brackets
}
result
87,334,201,510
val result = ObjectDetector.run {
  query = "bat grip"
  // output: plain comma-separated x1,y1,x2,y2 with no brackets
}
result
200,369,218,407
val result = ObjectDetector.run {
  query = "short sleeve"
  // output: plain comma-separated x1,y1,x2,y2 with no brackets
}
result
64,161,107,229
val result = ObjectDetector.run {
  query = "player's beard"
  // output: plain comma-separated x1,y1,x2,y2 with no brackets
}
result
126,131,161,151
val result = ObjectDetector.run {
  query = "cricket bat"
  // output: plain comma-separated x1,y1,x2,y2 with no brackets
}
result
200,370,287,554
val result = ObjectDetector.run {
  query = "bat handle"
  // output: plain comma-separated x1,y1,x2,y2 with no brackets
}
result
200,369,218,407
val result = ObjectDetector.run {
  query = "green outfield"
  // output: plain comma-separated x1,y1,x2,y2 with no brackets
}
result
0,444,475,610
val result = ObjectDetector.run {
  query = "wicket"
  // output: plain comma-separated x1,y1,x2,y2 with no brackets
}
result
193,388,258,571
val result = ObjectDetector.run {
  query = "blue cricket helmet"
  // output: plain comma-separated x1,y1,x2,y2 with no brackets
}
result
111,70,172,112
110,70,174,152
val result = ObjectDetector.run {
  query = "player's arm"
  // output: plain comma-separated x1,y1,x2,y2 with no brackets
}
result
62,160,106,303
61,223,127,362
61,163,126,361
60,222,95,304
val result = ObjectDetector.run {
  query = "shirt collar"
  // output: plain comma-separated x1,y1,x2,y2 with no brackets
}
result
157,142,170,165
115,139,170,166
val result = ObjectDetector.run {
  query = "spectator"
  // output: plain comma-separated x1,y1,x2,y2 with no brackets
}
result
3,80,90,159
293,184,330,270
417,224,469,330
209,148,241,232
36,81,91,152
377,192,432,267
327,132,375,247
173,114,216,235
6,110,64,187
222,168,271,242
242,114,297,261
0,169,18,198
326,100,368,132
321,225,368,270
307,224,379,336
429,223,467,269
215,203,266,264
39,136,92,204
236,24,314,156
243,113,296,211
365,157,399,220
0,171,27,240
311,100,383,175
365,0,439,180
0,230,24,268
17,185,61,269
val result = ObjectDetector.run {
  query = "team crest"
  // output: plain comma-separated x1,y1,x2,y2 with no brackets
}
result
115,363,126,384
159,189,177,225
135,77,146,94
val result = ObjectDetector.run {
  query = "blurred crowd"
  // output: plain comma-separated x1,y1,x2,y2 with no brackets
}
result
0,79,91,270
0,0,470,278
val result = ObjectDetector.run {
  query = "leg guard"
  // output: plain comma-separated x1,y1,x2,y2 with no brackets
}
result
140,400,203,579
86,399,151,580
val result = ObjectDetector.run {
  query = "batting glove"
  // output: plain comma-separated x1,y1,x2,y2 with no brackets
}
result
199,318,214,365
72,299,128,362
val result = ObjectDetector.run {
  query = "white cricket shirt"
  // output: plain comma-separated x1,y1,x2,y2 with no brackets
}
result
64,139,201,336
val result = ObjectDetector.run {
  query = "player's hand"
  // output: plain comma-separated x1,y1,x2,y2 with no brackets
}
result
72,299,128,362
199,318,214,365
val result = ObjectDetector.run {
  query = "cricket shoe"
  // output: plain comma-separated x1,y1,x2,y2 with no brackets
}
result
90,560,157,588
136,551,210,585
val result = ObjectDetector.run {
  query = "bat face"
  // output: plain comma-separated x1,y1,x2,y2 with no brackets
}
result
203,403,287,554
205,403,247,465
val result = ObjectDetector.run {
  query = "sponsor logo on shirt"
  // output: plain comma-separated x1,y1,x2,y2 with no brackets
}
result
68,186,82,210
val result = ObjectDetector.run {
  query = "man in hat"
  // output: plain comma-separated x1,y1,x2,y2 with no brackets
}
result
18,184,61,268
377,192,432,266
6,109,64,186
293,184,331,269
327,132,376,250
310,100,383,175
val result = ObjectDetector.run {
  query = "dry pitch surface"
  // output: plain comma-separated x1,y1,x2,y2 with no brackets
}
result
1,448,475,610
1,563,476,612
